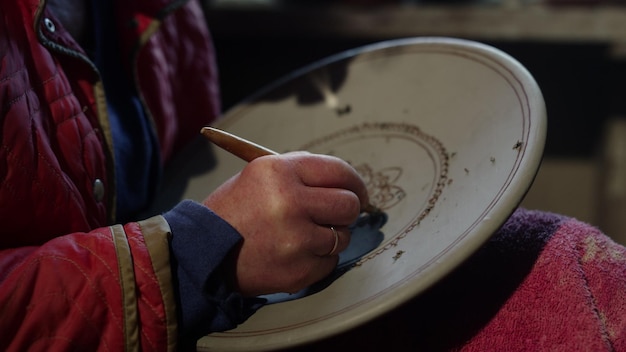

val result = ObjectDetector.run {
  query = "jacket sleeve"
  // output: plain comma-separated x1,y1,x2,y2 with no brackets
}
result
0,216,178,352
164,200,265,351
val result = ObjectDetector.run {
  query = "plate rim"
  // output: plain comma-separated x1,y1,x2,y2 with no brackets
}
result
198,36,547,351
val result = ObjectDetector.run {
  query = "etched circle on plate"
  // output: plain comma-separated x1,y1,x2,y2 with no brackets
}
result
299,122,449,264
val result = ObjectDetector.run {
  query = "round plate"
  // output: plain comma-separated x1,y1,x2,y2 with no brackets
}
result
190,37,546,351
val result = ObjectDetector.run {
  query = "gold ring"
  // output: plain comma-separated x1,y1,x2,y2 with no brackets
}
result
327,226,339,256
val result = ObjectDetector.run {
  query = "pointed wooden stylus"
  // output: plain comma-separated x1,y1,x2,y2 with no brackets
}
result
200,126,381,215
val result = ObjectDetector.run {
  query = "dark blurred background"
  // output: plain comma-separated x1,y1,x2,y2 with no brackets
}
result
202,0,626,242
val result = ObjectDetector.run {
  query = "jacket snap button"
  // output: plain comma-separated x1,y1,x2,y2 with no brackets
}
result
93,179,105,202
44,18,56,32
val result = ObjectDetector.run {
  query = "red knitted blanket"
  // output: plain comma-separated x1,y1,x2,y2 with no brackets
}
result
296,208,626,351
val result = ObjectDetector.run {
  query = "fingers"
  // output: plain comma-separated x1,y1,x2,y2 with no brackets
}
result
206,151,368,296
327,226,340,256
285,152,371,211
280,225,348,293
310,224,351,258
303,187,361,227
262,152,362,254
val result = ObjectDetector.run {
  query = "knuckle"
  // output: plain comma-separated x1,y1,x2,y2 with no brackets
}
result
331,191,361,221
276,236,303,257
347,193,362,217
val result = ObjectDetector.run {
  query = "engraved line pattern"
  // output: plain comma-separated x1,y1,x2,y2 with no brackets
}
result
300,122,449,264
355,164,406,211
207,41,532,340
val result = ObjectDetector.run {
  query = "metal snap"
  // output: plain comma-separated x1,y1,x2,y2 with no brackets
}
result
93,179,105,202
43,18,56,33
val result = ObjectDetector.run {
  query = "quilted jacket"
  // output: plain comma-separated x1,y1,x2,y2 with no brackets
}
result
0,0,220,349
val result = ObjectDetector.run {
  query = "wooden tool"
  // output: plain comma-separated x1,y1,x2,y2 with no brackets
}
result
201,126,381,215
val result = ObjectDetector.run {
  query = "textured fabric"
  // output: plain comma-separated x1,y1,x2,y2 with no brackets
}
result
91,0,161,222
1,0,111,244
0,0,224,350
0,216,176,351
164,200,266,351
294,208,626,351
0,0,220,243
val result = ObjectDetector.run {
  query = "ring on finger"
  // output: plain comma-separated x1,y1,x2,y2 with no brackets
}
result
326,226,339,256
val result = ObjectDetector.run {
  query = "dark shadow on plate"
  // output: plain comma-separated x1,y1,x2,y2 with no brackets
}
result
232,53,353,113
260,212,387,305
291,209,563,351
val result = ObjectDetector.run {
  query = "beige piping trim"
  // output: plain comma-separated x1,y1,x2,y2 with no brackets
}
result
138,19,162,47
111,225,140,352
139,216,178,352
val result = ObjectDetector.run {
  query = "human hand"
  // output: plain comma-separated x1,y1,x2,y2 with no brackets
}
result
203,151,369,297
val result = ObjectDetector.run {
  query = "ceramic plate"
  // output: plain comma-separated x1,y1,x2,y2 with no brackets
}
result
178,37,545,351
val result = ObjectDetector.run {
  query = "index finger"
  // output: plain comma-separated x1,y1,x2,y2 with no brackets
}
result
284,152,370,211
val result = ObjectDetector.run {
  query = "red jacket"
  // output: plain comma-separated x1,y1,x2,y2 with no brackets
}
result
0,0,219,349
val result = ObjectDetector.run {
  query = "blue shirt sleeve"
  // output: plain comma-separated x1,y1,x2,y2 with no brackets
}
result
163,200,266,349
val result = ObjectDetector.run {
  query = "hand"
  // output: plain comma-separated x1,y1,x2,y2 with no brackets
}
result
203,151,369,297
